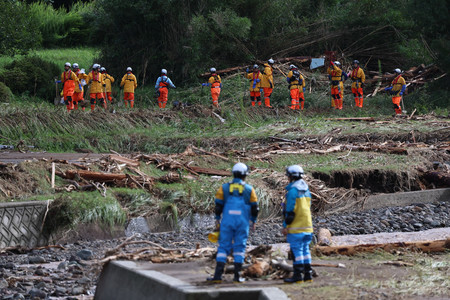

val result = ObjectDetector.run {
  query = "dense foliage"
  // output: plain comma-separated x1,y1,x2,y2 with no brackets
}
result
0,56,60,100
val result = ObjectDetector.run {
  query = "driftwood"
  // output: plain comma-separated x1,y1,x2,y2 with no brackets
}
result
64,170,127,182
109,154,140,167
314,239,450,255
317,228,332,246
246,260,270,277
188,166,230,177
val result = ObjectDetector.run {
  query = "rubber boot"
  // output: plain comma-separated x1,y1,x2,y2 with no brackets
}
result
303,264,313,282
264,97,272,108
360,97,364,108
233,263,245,283
284,264,303,283
130,100,134,108
300,100,304,110
90,104,95,111
207,262,225,284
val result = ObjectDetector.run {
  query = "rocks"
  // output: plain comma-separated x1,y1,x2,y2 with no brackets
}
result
28,256,46,264
29,288,46,299
70,286,85,295
0,278,8,289
76,249,93,260
57,261,69,270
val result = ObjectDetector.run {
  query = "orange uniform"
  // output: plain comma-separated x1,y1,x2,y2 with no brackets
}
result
350,67,366,108
73,69,88,111
120,72,137,108
61,70,79,111
208,73,221,107
88,70,106,111
390,75,406,115
327,63,343,109
245,70,262,106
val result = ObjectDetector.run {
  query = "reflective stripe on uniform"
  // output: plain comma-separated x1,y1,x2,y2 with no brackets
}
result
216,253,227,258
228,210,242,215
234,252,245,257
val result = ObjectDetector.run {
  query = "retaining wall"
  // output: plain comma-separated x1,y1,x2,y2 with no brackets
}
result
0,201,48,248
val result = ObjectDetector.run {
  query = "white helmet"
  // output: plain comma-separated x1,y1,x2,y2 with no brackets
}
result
232,163,249,177
72,63,79,69
127,67,132,72
92,63,100,69
161,69,167,74
334,61,341,66
100,67,106,72
210,67,216,73
286,165,304,178
253,64,259,69
64,62,71,67
395,68,402,74
289,64,296,69
268,58,274,64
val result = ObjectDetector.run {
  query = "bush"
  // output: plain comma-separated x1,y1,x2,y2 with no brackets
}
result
0,82,13,103
0,56,60,101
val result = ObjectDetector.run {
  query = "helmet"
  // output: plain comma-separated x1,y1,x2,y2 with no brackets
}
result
289,64,296,69
334,61,341,66
286,165,304,178
253,64,259,69
353,60,359,65
92,64,100,70
127,67,132,72
72,63,79,69
395,68,402,74
210,67,216,73
268,58,274,64
232,163,249,178
100,67,106,72
64,62,71,67
161,69,167,74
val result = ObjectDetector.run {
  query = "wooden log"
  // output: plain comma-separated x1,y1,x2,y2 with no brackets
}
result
109,154,140,167
314,239,450,256
317,228,332,246
187,166,230,176
64,170,127,182
246,260,270,277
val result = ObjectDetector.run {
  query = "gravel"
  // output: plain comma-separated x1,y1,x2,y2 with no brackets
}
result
0,201,447,298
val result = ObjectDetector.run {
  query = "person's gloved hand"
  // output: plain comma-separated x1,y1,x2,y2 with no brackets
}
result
246,68,249,73
399,91,403,96
384,86,392,92
55,80,61,84
79,84,82,90
256,79,260,83
303,87,306,92
202,83,208,86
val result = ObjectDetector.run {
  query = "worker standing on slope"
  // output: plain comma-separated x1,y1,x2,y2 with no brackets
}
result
101,67,115,106
260,59,275,108
57,62,80,112
87,64,106,111
349,60,366,108
384,68,406,115
120,67,137,108
286,65,306,110
245,64,262,107
72,63,88,111
208,163,259,284
202,68,222,108
155,69,176,108
282,165,314,284
327,61,343,110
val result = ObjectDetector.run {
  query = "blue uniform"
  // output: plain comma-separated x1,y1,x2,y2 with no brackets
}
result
215,178,258,264
284,179,313,265
154,75,175,90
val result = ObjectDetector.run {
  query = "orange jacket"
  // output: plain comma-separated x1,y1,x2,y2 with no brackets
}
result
88,71,105,94
245,71,262,92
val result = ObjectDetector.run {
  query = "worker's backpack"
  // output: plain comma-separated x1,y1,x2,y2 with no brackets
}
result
292,70,300,81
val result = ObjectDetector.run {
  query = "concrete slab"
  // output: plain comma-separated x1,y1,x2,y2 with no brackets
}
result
363,188,450,210
94,260,289,300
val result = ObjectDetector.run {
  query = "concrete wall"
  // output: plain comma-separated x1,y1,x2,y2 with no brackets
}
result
0,201,48,248
95,261,289,300
363,188,450,210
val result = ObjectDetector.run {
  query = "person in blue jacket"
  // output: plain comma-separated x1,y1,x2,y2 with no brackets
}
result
282,165,314,283
208,163,259,283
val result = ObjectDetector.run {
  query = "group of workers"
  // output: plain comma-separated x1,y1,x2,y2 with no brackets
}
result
58,63,138,112
58,59,407,115
207,162,313,284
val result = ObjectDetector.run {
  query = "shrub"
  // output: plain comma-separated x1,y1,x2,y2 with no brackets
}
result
0,82,14,103
0,56,60,101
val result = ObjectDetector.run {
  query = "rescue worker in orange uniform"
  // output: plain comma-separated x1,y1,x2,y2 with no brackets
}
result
87,64,106,111
101,67,115,106
72,63,89,111
286,65,306,110
57,62,80,112
260,59,275,108
384,69,406,115
245,64,262,106
202,68,222,108
120,67,138,108
327,61,343,109
155,69,176,108
349,60,366,108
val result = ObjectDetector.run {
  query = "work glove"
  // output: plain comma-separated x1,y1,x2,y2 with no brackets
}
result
79,84,82,90
303,87,306,92
256,79,261,83
202,83,208,86
246,68,249,73
399,91,403,96
384,86,392,92
55,80,61,84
